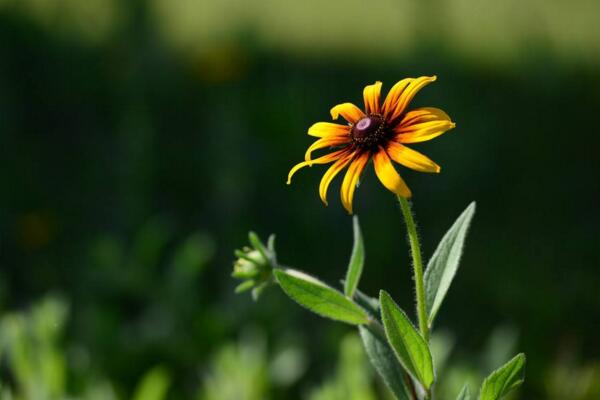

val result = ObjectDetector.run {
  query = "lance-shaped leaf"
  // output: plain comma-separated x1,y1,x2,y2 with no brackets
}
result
457,384,471,400
379,290,435,389
359,325,412,400
274,269,369,325
344,216,365,298
424,202,476,327
479,353,526,400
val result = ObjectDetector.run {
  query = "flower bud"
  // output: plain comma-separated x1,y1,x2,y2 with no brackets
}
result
232,232,277,300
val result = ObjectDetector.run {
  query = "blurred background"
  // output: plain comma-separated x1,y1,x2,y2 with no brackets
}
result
0,0,599,398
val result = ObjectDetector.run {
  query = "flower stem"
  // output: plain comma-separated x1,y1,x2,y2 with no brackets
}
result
397,196,429,343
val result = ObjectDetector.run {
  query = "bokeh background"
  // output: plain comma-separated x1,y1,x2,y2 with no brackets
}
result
0,0,599,399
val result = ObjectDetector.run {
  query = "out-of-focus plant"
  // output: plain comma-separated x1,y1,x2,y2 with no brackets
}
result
544,354,600,400
233,78,526,400
81,218,215,379
0,296,171,400
308,334,377,400
198,328,307,400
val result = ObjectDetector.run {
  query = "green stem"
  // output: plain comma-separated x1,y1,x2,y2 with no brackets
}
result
397,196,429,343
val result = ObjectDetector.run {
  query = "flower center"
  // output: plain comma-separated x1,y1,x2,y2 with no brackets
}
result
352,114,386,147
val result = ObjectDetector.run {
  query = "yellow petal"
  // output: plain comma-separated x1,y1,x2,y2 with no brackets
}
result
287,149,348,184
363,81,382,114
330,103,365,124
398,107,451,126
387,76,437,122
340,152,370,214
305,136,351,161
395,107,455,143
381,78,412,119
395,120,455,144
319,152,354,205
308,122,351,138
373,147,411,198
386,142,440,173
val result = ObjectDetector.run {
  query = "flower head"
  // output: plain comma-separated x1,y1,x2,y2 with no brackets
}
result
287,76,455,213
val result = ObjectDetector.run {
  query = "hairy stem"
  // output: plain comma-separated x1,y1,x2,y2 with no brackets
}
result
397,196,429,343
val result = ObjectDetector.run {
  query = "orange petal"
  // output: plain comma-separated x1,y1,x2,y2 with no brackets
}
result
340,152,370,214
305,136,351,161
386,76,437,122
330,103,365,124
363,81,382,114
287,149,348,184
395,119,455,144
395,107,455,143
386,142,440,173
397,107,451,127
308,122,351,138
373,147,411,198
381,78,412,119
319,152,354,205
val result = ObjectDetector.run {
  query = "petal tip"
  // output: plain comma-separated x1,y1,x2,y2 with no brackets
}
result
330,107,339,120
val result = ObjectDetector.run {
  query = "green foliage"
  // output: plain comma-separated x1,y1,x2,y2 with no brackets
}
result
0,296,68,399
344,216,365,298
132,366,171,400
199,331,270,400
308,334,377,400
352,288,380,317
358,326,412,400
479,354,526,400
274,269,369,325
424,202,476,328
0,295,178,400
545,357,600,400
379,290,435,390
457,384,471,400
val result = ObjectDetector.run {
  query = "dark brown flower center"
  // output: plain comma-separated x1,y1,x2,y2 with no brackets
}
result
351,114,387,148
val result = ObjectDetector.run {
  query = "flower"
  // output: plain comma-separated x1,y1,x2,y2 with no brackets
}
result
287,76,455,213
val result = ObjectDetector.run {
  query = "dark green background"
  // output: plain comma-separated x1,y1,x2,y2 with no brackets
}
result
0,1,598,398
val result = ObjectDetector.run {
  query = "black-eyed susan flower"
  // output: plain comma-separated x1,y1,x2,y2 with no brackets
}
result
287,76,455,214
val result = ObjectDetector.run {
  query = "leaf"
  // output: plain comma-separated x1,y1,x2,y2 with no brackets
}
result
479,353,526,400
341,279,379,316
359,325,412,400
344,216,365,298
132,366,170,400
424,202,476,327
248,231,269,260
457,384,471,400
274,269,369,325
353,286,380,316
379,290,435,389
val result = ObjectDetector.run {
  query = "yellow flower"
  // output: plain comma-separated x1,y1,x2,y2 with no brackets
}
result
287,76,455,214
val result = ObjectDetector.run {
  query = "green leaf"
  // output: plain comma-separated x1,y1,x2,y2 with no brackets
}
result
235,280,255,293
359,325,412,400
274,269,369,325
379,290,435,389
344,216,365,298
132,366,170,400
353,287,380,316
479,353,526,400
248,231,269,260
424,202,476,327
457,384,471,400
